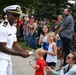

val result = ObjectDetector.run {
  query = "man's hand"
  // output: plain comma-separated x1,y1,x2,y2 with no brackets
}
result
20,51,29,58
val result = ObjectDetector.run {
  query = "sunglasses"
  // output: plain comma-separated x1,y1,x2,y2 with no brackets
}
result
66,56,73,59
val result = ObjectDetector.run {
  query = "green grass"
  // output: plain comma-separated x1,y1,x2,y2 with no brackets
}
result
18,41,33,51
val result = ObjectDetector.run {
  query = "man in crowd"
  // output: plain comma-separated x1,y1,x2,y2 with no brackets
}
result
58,8,74,66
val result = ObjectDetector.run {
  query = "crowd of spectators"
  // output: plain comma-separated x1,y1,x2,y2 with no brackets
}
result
0,8,76,66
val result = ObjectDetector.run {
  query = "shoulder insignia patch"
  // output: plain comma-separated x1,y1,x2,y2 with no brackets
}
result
3,21,8,27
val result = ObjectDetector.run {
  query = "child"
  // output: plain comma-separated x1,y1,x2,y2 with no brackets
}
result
45,32,57,69
38,25,49,60
29,48,46,75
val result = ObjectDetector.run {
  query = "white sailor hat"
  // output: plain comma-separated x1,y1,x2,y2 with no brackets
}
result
3,5,22,15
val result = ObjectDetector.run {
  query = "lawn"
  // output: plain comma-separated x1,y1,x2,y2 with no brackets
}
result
18,41,33,51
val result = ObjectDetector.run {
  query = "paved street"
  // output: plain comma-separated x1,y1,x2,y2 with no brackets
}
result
12,55,61,75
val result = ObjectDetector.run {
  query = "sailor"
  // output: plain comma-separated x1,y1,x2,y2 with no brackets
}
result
0,5,29,75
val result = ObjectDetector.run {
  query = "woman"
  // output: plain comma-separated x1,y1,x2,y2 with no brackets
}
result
29,16,37,50
38,25,49,46
38,25,49,60
45,52,76,75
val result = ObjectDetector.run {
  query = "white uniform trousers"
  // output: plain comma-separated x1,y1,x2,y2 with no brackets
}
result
0,59,12,75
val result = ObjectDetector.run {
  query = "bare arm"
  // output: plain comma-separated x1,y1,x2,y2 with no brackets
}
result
23,23,30,28
0,42,29,58
29,60,39,70
13,42,25,52
58,27,64,34
32,22,37,34
30,63,38,70
0,42,20,56
45,66,59,75
38,34,43,45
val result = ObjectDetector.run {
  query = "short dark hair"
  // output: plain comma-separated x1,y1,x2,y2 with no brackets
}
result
67,8,71,12
65,8,71,13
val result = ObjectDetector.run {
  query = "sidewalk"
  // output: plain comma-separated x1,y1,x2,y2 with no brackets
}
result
12,55,61,75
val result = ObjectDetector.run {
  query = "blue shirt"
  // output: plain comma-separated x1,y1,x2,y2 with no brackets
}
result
60,14,74,40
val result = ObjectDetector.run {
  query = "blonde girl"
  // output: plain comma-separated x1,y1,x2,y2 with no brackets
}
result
45,32,57,69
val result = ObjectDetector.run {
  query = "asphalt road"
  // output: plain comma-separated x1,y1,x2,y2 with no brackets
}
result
12,55,61,75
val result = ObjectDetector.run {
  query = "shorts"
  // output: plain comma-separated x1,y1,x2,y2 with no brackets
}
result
46,62,56,67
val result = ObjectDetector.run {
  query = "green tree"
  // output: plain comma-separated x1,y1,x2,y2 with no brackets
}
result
0,0,76,19
34,0,76,19
0,0,39,16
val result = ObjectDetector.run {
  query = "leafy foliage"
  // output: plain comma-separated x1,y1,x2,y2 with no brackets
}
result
0,0,76,19
0,0,38,16
34,0,76,19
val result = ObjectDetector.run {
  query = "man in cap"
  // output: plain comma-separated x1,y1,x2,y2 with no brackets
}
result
0,5,29,75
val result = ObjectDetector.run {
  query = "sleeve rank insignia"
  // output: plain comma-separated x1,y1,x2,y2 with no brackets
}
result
3,21,8,27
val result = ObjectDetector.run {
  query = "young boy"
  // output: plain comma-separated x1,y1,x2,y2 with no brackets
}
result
29,48,46,75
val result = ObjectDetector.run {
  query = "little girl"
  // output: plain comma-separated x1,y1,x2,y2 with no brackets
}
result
29,48,46,75
45,32,57,70
38,25,49,60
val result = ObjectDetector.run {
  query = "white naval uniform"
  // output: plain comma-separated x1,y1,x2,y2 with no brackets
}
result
0,19,17,75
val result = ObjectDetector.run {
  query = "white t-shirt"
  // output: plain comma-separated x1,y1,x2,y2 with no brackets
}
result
42,35,48,42
0,20,17,60
46,42,57,63
41,35,48,48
